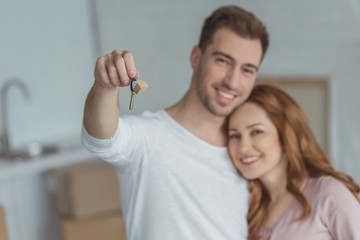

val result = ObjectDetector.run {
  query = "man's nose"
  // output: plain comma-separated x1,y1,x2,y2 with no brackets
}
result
223,67,241,90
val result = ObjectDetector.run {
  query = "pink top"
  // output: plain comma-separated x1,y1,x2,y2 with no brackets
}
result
258,176,360,240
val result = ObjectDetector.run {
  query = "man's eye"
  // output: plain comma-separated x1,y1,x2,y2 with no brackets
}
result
244,68,254,74
217,58,228,65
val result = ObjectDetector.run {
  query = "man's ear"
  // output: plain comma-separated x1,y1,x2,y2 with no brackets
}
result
190,45,201,70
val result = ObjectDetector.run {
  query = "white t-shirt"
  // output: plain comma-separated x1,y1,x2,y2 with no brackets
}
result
81,110,249,240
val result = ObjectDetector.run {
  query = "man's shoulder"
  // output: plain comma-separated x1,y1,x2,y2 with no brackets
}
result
122,109,167,124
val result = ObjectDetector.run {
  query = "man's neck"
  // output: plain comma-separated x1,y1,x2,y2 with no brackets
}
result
166,90,228,147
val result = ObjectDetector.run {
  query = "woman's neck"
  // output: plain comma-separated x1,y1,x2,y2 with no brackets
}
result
260,158,289,203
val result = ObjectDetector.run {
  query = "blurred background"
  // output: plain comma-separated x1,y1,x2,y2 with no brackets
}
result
0,0,359,239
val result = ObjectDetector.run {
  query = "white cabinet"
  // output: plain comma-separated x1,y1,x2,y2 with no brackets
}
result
0,148,94,240
0,176,61,240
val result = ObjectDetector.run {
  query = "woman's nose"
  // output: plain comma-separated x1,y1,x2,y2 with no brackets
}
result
237,137,252,153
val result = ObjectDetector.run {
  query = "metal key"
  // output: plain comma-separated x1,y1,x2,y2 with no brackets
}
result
129,91,136,110
129,78,148,111
129,78,138,110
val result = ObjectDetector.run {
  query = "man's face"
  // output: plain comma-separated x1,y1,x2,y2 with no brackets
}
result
191,27,263,117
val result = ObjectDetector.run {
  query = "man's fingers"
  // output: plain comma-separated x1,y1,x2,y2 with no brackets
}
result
102,53,121,86
121,51,138,79
95,56,112,87
94,50,138,88
113,51,131,86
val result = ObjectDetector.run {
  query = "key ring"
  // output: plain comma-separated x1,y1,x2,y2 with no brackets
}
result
130,78,137,92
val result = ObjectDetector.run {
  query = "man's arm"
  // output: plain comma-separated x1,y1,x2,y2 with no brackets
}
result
83,50,138,139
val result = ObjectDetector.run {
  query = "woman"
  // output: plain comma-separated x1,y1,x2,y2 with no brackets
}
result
227,84,360,240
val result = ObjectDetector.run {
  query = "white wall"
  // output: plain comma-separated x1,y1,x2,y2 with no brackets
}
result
0,1,96,239
0,0,96,149
94,0,360,183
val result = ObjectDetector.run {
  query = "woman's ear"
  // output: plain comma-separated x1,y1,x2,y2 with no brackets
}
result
190,45,201,70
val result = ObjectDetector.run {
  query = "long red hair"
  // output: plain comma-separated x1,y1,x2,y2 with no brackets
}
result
243,85,360,240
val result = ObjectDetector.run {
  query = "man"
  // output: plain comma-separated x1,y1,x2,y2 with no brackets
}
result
82,5,269,240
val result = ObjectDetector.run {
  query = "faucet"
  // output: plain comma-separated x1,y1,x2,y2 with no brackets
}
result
0,78,30,159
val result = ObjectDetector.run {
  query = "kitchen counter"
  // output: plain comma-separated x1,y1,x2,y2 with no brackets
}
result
0,142,95,181
0,139,98,240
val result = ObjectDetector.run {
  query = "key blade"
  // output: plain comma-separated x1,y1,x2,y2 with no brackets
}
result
129,91,136,110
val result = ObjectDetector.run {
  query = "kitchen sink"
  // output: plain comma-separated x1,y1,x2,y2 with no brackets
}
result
0,78,75,162
3,142,64,161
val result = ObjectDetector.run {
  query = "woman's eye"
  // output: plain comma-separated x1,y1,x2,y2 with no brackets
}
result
228,134,240,139
251,130,263,136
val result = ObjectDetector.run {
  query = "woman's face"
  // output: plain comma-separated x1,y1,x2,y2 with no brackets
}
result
227,102,286,181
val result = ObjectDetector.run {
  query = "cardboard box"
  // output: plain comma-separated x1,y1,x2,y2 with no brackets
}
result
61,213,126,240
48,159,122,218
0,205,8,240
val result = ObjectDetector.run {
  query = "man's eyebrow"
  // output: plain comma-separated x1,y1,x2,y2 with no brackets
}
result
213,51,258,71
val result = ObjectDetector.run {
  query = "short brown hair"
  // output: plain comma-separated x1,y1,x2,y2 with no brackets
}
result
198,5,269,61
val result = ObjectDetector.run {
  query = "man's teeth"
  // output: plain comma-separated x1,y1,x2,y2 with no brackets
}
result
218,90,234,99
241,156,259,163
